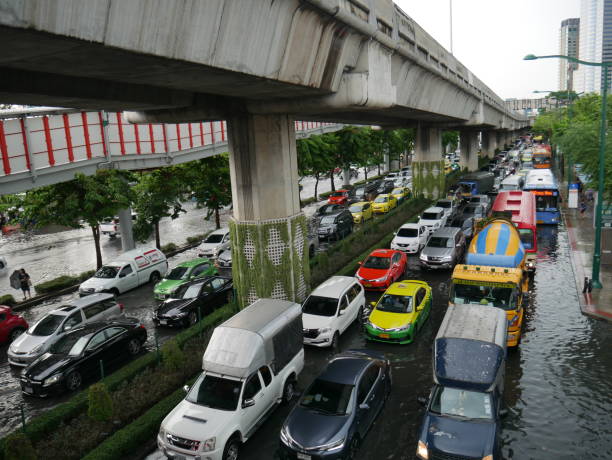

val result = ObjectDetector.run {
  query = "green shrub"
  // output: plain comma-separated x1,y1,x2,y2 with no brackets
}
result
3,433,36,460
79,270,96,281
185,236,200,245
0,294,15,306
161,340,185,372
160,243,178,255
34,275,80,294
88,383,114,422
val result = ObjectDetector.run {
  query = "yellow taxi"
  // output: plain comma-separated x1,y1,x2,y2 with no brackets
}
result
364,280,432,344
391,187,411,203
348,201,373,224
371,194,397,214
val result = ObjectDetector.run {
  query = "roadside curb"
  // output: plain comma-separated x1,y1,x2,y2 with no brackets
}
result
563,210,612,322
8,242,201,313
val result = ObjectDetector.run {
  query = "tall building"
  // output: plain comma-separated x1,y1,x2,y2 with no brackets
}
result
559,18,580,91
574,0,612,94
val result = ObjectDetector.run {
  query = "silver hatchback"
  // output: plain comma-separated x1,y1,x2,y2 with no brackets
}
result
419,227,466,269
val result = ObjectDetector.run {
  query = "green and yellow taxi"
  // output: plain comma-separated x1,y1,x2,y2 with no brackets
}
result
348,201,374,224
153,258,217,300
364,280,432,344
371,194,398,214
391,186,411,203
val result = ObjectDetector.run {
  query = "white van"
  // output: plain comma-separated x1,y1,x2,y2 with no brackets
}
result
499,174,525,191
158,299,304,460
391,223,429,253
302,276,365,348
418,207,447,235
79,247,167,297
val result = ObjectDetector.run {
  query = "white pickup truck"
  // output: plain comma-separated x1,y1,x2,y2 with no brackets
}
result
99,212,137,238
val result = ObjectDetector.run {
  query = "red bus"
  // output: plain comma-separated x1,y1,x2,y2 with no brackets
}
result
491,191,537,272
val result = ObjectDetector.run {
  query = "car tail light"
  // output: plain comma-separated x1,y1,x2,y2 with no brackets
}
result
139,323,146,330
118,303,125,312
114,225,118,231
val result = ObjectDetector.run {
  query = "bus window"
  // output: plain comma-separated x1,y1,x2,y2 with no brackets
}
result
518,228,534,250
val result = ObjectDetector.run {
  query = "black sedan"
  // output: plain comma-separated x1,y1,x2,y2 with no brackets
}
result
279,349,391,459
153,276,233,328
20,318,146,397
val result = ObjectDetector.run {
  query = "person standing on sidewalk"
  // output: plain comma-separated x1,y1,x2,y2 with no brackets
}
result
579,200,587,216
18,268,31,300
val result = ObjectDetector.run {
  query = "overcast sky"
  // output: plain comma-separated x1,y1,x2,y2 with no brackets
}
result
395,0,580,100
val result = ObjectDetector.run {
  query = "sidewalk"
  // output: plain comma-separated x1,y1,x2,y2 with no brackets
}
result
564,202,612,322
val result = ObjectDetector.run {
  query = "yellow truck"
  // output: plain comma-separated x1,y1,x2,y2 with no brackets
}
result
449,219,529,347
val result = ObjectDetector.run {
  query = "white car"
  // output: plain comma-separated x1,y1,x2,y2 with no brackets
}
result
391,223,429,253
385,172,399,180
301,276,365,348
198,228,231,259
8,293,124,367
418,207,447,235
434,199,458,221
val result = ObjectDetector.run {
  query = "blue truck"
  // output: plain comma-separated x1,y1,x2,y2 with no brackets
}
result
457,171,495,198
417,304,508,460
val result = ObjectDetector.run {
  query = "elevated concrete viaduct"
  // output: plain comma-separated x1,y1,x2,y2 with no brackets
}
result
0,0,529,306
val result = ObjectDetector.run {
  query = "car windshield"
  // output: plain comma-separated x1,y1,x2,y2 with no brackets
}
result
331,191,345,197
376,293,413,313
30,314,65,336
518,228,534,250
50,333,89,356
302,296,338,317
363,256,390,269
349,205,363,213
397,228,418,237
166,266,189,280
299,378,353,415
174,282,204,299
94,266,118,279
451,283,517,310
320,216,336,225
392,188,403,194
374,196,388,203
463,206,479,214
421,212,439,220
205,234,224,243
436,201,451,209
430,386,493,420
427,237,451,248
186,373,242,411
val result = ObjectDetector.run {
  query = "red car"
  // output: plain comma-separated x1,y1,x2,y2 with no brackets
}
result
355,249,408,290
328,189,350,205
0,305,28,344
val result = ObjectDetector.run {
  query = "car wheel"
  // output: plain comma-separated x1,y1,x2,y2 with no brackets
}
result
127,338,141,356
110,288,120,298
282,378,296,404
223,437,240,460
9,328,24,343
331,331,340,349
189,311,198,325
149,272,161,284
65,371,82,392
347,436,360,460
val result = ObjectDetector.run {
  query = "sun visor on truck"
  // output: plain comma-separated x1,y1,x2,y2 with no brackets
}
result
203,327,267,379
434,338,504,393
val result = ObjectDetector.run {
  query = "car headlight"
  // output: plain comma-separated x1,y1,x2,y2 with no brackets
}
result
420,254,428,261
482,455,493,460
43,373,62,387
319,437,345,452
441,255,453,261
416,440,429,459
509,314,519,327
372,275,388,282
29,344,44,356
280,426,294,447
367,321,383,331
319,327,332,335
202,437,216,452
388,323,410,332
159,427,166,441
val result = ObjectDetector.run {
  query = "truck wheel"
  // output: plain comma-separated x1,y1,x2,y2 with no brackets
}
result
282,378,296,404
149,272,161,284
223,436,240,460
9,328,25,343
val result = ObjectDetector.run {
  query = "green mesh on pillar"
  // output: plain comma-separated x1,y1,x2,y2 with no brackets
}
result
230,213,310,309
411,160,445,198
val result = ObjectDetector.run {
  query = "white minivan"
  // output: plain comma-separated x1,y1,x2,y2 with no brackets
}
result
391,223,429,253
158,299,303,460
418,207,447,235
301,276,365,348
79,247,167,297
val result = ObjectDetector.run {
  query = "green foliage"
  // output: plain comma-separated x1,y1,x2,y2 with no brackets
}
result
3,433,36,460
161,340,185,372
442,130,459,152
34,275,80,294
87,383,114,422
160,243,178,255
0,295,15,306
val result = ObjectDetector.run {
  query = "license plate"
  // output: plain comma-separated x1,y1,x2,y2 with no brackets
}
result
24,385,33,394
297,454,311,460
379,333,390,339
537,220,543,224
160,319,167,325
364,283,372,287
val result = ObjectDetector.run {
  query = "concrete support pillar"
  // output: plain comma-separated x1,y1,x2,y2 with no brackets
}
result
383,153,390,173
459,131,479,172
227,113,310,308
342,166,351,187
118,208,135,251
481,131,495,159
412,124,444,198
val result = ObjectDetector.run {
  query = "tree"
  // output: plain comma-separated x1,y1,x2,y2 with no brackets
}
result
182,155,232,229
132,168,186,249
297,134,335,200
22,170,134,268
442,130,459,153
334,127,368,186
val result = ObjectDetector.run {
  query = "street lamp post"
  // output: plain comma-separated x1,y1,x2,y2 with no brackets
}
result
525,54,608,288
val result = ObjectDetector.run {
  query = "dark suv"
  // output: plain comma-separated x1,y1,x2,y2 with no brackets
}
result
351,181,380,202
317,210,353,241
377,180,395,195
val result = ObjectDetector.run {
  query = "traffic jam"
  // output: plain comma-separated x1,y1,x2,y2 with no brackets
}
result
0,135,558,460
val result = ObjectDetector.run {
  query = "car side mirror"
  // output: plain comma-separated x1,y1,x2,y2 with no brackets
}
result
417,305,424,311
417,396,428,407
338,310,345,316
500,408,509,418
242,398,255,408
183,385,190,393
359,403,370,410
